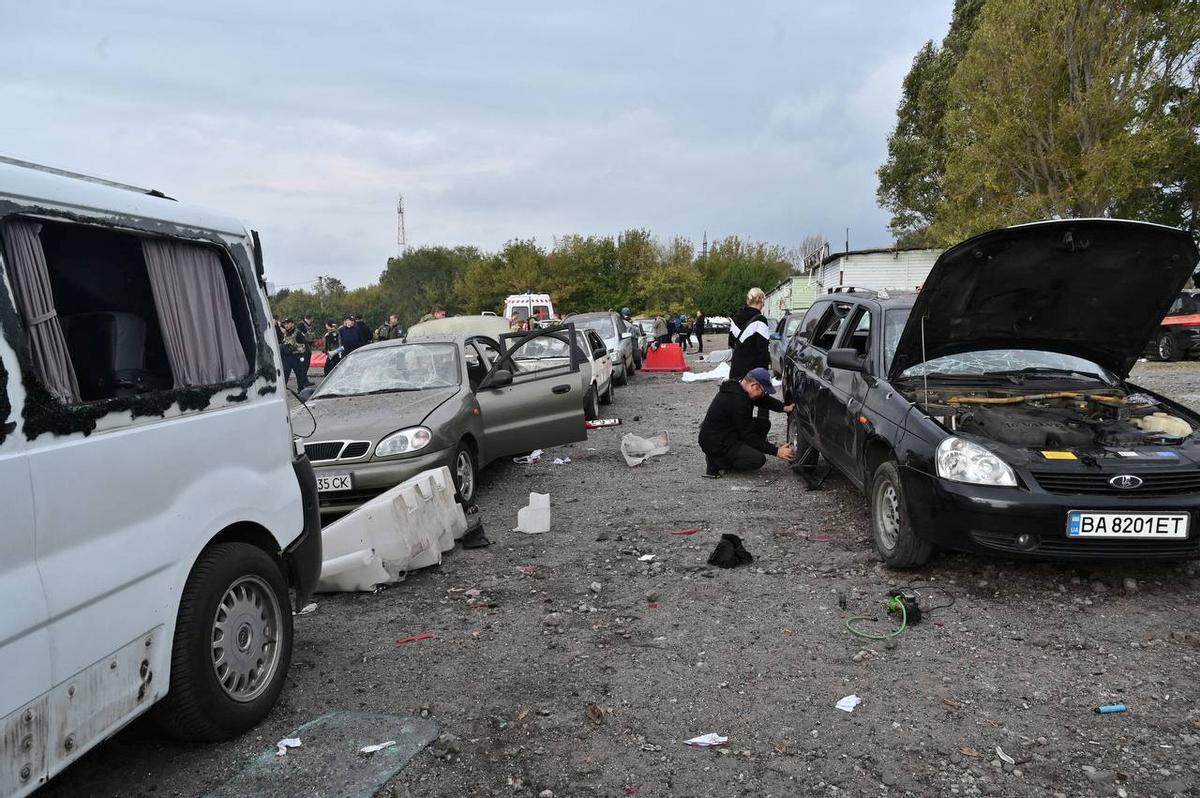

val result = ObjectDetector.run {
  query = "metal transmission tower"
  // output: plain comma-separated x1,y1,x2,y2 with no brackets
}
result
396,193,408,257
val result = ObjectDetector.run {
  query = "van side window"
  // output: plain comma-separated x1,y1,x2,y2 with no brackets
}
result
1,218,253,404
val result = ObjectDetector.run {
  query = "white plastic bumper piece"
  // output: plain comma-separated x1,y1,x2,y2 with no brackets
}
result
316,466,467,593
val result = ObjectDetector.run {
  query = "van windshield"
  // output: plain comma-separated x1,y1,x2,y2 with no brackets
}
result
314,343,460,397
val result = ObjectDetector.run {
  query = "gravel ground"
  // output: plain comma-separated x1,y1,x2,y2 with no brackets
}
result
44,350,1200,798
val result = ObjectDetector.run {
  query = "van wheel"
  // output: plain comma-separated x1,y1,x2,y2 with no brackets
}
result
453,441,477,504
584,386,600,421
600,380,614,405
869,462,933,568
1157,332,1180,362
153,543,292,741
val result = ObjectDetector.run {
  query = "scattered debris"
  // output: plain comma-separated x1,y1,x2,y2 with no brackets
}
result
995,745,1015,765
589,581,602,593
810,534,833,542
669,527,700,536
276,737,302,756
516,492,551,534
1096,703,1128,714
959,746,980,758
620,431,670,466
359,740,397,754
638,554,657,562
685,733,728,747
543,612,562,627
835,695,862,713
707,534,753,568
552,457,572,465
295,602,318,616
395,633,434,645
513,449,544,464
520,565,538,575
587,703,611,725
586,418,622,429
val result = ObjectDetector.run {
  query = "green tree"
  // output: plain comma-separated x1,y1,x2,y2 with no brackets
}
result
636,237,698,314
379,246,482,326
695,237,791,316
932,0,1200,242
454,239,548,314
876,0,986,245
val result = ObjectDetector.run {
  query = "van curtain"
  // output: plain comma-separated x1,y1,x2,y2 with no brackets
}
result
141,240,248,387
1,220,82,403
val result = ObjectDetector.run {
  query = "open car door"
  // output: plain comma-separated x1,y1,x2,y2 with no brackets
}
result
474,324,588,458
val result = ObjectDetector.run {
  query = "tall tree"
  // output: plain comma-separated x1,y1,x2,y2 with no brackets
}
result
876,0,986,245
932,0,1200,242
695,237,792,315
379,246,481,325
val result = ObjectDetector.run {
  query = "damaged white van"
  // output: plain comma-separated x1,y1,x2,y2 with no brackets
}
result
0,158,321,795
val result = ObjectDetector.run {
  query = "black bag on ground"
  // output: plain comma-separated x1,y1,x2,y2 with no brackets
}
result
708,533,753,568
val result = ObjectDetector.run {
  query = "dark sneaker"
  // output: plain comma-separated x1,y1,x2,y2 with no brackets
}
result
703,457,722,479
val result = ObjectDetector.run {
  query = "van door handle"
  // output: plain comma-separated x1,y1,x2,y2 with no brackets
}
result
552,384,572,394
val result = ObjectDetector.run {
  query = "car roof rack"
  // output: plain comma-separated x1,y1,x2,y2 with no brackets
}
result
827,286,878,297
0,155,176,200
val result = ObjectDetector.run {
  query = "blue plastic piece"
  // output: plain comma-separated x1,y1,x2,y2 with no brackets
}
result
1096,703,1127,714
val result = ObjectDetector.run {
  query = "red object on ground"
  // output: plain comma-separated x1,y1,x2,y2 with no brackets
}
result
641,342,688,372
811,534,833,542
670,527,700,536
310,351,328,370
395,633,434,645
647,602,659,609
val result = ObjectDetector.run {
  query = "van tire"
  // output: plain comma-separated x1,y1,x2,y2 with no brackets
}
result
153,542,293,742
869,462,933,569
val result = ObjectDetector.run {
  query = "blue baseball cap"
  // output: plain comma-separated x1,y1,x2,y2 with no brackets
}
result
747,367,775,395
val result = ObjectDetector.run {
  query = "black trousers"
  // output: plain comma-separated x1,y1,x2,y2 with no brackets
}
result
283,354,310,390
709,416,771,472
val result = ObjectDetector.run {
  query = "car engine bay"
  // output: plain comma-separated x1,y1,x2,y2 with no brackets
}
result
911,389,1196,449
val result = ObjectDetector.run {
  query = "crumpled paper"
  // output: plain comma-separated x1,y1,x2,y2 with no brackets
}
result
835,695,862,713
685,733,728,747
620,432,670,466
276,737,302,756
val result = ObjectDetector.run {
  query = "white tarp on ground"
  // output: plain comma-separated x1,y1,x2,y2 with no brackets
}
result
620,431,670,466
698,348,732,363
681,361,730,383
316,466,467,593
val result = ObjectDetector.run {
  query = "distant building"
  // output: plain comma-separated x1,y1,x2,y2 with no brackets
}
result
814,247,943,295
763,246,943,321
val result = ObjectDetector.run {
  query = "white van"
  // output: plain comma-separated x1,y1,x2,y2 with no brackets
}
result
503,292,555,325
0,158,321,795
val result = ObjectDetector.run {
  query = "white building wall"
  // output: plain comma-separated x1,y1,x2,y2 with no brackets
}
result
817,249,942,294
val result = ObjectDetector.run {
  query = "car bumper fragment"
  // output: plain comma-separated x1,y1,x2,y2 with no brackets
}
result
314,446,458,517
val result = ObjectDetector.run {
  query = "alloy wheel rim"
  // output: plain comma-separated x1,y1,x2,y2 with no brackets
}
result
456,450,475,501
1160,338,1173,359
876,481,901,550
211,575,282,703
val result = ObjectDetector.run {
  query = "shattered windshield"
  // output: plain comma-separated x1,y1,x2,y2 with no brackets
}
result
512,335,575,360
313,343,460,397
887,308,1113,380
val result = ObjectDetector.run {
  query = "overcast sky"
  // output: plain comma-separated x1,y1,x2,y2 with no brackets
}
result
1,2,953,289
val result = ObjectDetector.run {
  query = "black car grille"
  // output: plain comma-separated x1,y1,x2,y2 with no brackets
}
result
341,442,370,459
1030,468,1200,496
304,442,343,462
971,530,1200,559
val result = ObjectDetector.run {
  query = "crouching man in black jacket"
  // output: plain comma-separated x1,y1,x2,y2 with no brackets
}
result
698,367,795,478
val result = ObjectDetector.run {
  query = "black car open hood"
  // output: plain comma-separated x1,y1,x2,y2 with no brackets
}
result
888,220,1200,381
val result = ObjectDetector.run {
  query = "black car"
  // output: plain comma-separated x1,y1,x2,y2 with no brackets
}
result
783,219,1200,567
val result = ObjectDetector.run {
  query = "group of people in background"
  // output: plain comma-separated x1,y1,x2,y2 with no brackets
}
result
651,311,705,352
274,309,412,390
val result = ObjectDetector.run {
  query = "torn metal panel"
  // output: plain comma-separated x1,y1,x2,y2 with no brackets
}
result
316,466,467,593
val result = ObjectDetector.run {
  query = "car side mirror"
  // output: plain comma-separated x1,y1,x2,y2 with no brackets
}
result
480,369,513,389
827,348,868,373
298,386,316,401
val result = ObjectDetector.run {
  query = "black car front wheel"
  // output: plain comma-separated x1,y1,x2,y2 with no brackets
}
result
453,441,477,504
869,462,933,568
1157,332,1180,362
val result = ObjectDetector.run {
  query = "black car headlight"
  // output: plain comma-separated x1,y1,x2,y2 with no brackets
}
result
376,426,433,458
936,437,1017,487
